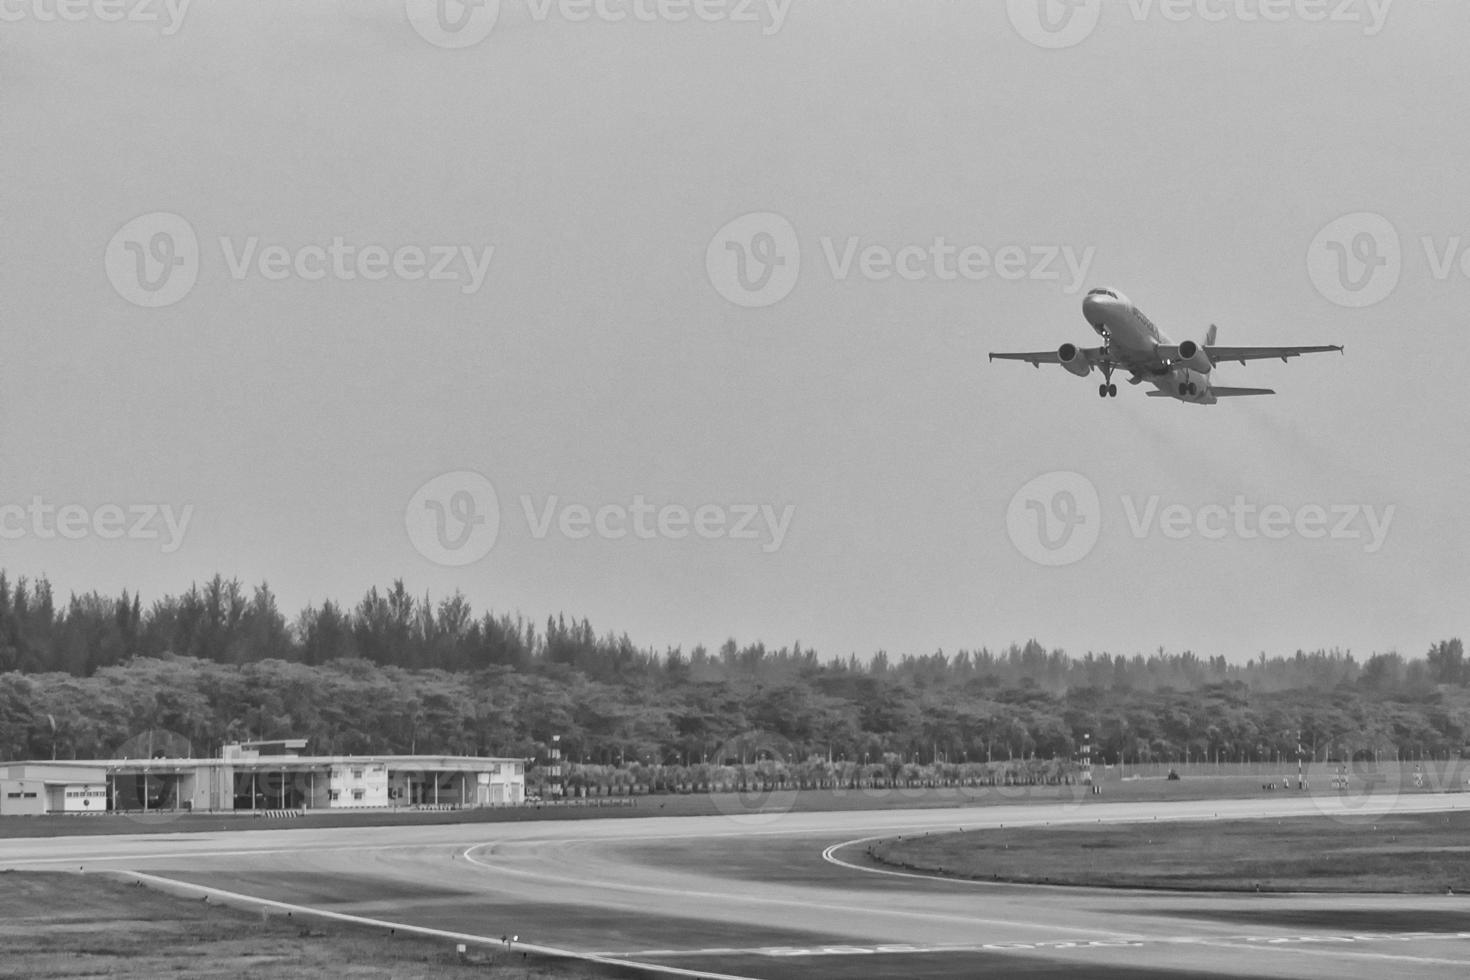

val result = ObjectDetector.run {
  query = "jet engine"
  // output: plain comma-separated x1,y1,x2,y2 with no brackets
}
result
1058,343,1091,378
1176,339,1212,374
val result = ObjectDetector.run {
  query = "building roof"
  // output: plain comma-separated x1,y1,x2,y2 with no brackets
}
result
0,763,107,783
6,755,525,775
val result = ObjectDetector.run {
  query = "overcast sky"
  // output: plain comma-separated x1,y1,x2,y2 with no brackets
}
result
2,1,1466,664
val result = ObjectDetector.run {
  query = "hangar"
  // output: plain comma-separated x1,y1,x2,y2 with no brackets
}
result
0,763,108,816
0,740,525,816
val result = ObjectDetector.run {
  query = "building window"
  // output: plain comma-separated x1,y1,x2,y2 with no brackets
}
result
328,790,340,802
5,792,19,799
352,789,364,801
351,768,364,780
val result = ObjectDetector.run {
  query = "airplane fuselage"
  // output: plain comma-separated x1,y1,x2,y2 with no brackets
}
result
1082,288,1215,404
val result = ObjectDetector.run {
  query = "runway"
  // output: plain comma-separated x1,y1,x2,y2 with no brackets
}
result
4,795,1469,979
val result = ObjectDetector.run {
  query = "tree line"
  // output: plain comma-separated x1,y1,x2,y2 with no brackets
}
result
0,572,1465,774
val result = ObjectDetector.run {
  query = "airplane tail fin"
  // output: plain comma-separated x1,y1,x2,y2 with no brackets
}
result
1206,323,1218,346
1212,386,1275,397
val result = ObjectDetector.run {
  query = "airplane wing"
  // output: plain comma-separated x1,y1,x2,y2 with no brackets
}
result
1205,345,1342,365
1210,386,1276,397
988,347,1106,368
1146,387,1276,398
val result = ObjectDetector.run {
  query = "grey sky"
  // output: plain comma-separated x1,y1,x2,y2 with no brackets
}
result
2,1,1465,664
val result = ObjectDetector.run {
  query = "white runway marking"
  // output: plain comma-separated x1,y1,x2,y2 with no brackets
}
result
607,932,1470,960
114,869,768,980
6,796,1468,980
459,841,1136,939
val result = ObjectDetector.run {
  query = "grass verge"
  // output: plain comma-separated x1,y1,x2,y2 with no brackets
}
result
0,869,649,979
868,810,1470,893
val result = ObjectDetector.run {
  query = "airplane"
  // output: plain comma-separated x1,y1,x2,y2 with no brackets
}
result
989,287,1343,404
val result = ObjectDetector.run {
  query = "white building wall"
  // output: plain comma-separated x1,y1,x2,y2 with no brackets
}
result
327,762,388,807
0,779,45,816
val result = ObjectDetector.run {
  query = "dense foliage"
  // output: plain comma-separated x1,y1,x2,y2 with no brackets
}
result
0,573,1465,774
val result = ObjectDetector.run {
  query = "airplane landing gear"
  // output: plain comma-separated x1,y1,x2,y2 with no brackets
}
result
1099,366,1118,399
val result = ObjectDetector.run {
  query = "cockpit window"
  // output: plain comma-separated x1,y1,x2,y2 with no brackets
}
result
1087,288,1117,298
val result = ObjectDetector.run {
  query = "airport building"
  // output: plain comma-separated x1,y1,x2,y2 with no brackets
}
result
0,739,525,816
